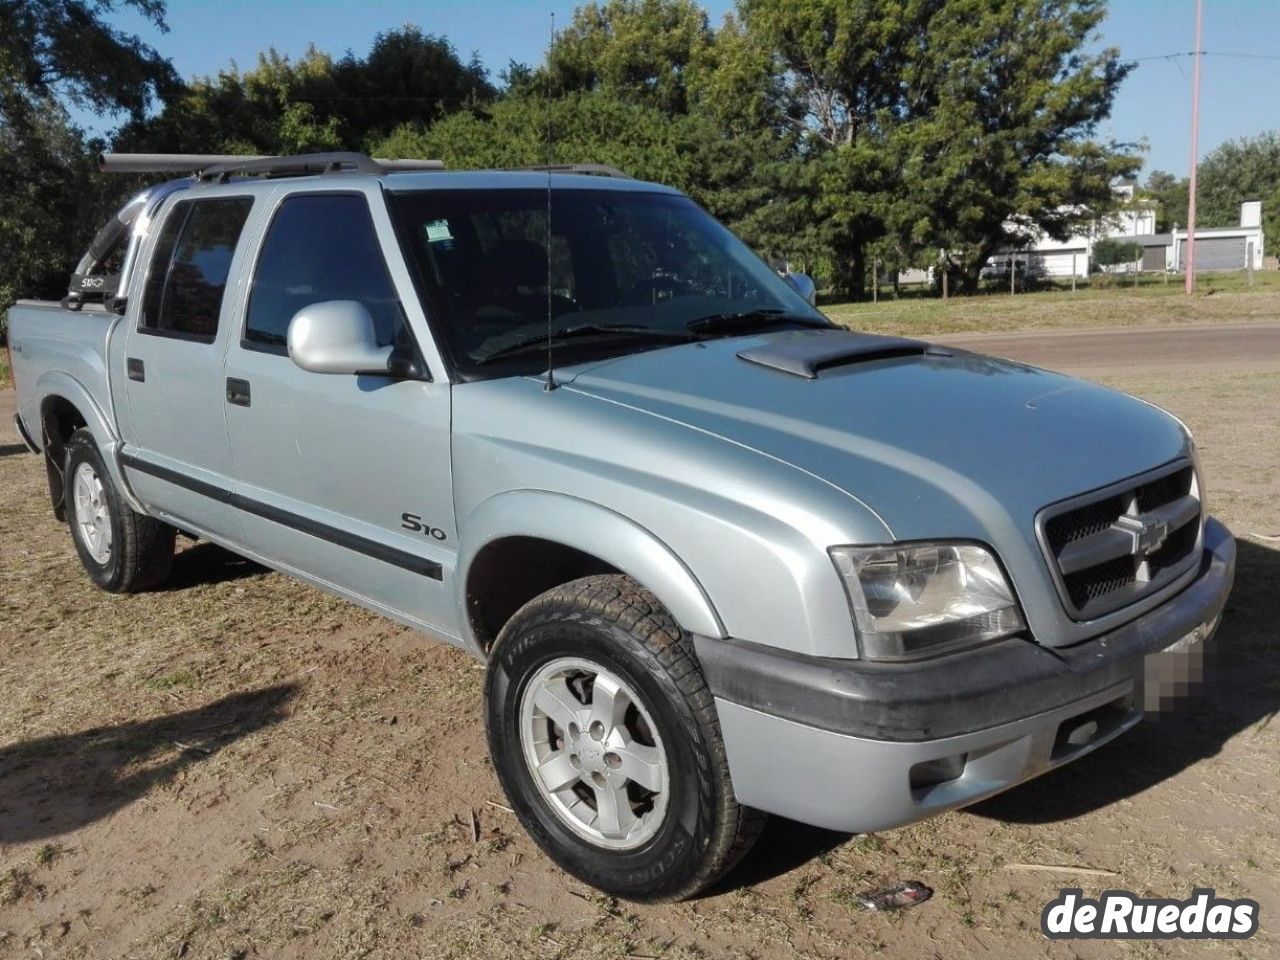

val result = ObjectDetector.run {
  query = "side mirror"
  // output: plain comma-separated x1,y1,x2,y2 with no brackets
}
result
287,300,393,376
783,272,817,305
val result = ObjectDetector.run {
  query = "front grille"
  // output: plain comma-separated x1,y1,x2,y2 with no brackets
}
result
1038,463,1201,620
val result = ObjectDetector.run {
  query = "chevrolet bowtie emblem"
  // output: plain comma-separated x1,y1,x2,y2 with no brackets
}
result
1114,515,1170,556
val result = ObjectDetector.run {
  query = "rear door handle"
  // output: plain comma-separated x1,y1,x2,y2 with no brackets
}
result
127,357,145,382
226,377,251,407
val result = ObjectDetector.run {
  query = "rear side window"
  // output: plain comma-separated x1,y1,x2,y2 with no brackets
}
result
245,193,403,350
140,198,253,342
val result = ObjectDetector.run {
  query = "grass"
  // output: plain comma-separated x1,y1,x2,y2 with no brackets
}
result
34,842,65,867
823,268,1280,337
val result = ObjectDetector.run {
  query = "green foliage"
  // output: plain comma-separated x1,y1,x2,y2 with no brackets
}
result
376,90,701,181
119,27,495,155
0,0,178,132
1,0,177,310
1146,169,1188,233
1091,237,1141,268
374,89,782,252
0,101,109,308
1197,132,1280,258
739,0,1140,295
375,1,802,268
1,0,1151,308
547,0,717,116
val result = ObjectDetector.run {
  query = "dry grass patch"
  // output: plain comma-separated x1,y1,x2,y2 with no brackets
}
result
826,270,1280,337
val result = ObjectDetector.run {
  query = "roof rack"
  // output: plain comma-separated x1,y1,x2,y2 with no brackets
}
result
521,163,634,180
98,152,445,181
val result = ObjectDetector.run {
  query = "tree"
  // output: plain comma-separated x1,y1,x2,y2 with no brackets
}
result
1091,237,1141,270
547,0,717,116
1,1,180,311
0,100,104,310
1145,169,1188,233
421,0,805,271
115,47,347,155
373,89,715,195
1197,132,1280,259
327,27,495,142
0,0,178,133
119,27,496,156
739,0,1140,297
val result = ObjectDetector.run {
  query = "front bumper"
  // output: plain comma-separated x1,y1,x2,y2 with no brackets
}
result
697,517,1236,833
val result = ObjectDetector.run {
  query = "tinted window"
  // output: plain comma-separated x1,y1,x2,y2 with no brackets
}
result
141,198,252,341
389,189,822,376
245,194,403,349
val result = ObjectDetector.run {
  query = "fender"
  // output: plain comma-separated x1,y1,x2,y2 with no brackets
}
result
35,370,147,515
457,489,725,647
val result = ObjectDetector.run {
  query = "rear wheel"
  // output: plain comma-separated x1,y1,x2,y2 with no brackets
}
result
485,574,765,902
64,429,175,592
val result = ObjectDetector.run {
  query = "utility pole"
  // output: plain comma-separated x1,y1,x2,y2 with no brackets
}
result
1185,0,1204,295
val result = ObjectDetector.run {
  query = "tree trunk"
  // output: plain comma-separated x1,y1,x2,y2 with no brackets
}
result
832,241,866,301
958,239,1000,295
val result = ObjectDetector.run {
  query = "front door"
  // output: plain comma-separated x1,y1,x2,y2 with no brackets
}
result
221,185,457,636
119,193,256,544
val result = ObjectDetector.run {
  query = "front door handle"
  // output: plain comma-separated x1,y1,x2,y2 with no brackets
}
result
226,377,251,407
127,357,145,382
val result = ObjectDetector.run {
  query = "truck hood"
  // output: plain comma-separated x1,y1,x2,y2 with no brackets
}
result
564,329,1191,543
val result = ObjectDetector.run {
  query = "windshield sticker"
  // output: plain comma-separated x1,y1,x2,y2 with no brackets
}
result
424,219,453,242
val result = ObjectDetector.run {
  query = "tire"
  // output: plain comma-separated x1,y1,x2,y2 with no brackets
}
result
485,574,766,902
64,429,175,593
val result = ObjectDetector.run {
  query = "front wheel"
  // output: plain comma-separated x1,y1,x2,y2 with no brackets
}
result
485,575,765,902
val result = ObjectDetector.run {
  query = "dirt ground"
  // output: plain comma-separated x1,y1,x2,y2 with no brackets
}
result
1,355,1278,958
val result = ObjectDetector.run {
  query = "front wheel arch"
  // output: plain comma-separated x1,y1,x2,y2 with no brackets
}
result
458,491,725,653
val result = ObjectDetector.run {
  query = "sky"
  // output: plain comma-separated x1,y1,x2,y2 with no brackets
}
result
93,0,1280,179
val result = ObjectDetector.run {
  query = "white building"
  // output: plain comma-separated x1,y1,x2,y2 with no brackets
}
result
1168,200,1265,272
984,189,1263,278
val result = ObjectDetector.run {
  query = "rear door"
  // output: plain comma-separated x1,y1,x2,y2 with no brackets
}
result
221,183,456,636
119,193,257,544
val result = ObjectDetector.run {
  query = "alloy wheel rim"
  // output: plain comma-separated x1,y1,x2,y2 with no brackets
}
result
518,656,670,850
72,461,113,564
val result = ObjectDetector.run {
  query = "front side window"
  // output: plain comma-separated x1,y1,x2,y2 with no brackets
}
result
140,197,253,341
245,193,405,350
389,188,825,377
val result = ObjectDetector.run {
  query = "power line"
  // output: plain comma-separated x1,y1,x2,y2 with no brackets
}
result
1130,52,1198,62
1206,50,1280,61
1130,50,1280,62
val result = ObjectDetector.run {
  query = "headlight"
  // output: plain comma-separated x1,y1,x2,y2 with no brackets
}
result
829,542,1025,660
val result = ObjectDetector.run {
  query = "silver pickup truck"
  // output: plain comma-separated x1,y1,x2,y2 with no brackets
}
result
7,152,1236,902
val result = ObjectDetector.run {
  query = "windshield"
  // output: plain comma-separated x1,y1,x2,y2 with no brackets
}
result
389,187,827,377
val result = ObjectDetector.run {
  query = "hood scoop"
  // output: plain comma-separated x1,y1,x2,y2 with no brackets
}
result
737,330,941,379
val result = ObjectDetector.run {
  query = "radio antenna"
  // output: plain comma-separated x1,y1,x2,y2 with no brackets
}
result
544,11,557,392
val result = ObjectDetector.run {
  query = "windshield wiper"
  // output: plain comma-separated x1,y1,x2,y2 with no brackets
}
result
686,309,830,336
474,323,700,366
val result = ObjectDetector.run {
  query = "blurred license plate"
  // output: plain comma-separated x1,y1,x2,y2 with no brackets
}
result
1144,615,1220,711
